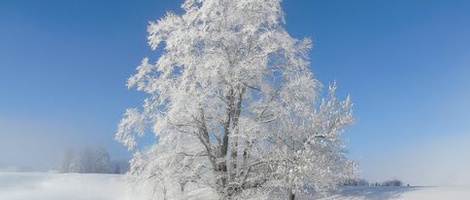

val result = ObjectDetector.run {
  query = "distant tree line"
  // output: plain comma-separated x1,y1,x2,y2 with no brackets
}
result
380,179,404,186
342,178,370,186
342,178,404,187
61,147,129,174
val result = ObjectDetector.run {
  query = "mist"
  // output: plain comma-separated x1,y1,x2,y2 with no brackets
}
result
0,115,126,172
361,132,470,186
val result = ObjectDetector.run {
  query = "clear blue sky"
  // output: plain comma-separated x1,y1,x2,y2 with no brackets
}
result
1,0,469,185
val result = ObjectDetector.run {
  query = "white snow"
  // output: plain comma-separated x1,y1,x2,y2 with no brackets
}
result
1,172,470,200
0,172,131,200
316,186,470,200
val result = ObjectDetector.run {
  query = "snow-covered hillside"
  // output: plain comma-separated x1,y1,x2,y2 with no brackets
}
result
1,172,470,200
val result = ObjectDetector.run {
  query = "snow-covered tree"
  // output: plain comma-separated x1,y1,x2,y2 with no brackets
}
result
68,150,85,173
91,148,110,173
61,148,76,173
116,0,355,199
61,147,112,174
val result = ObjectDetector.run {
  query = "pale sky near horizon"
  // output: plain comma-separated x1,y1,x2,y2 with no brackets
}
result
1,0,469,186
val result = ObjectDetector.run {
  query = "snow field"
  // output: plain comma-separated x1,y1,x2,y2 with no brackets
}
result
2,172,470,200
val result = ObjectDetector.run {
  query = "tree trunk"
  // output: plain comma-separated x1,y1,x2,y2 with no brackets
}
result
289,191,295,200
163,185,167,200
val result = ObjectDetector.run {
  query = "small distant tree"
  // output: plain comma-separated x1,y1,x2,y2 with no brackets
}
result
68,151,84,173
94,148,111,173
61,147,112,173
61,148,76,173
382,179,403,187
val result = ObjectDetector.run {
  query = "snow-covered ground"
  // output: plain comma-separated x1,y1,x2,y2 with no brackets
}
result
1,172,470,200
0,172,131,200
315,186,470,200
